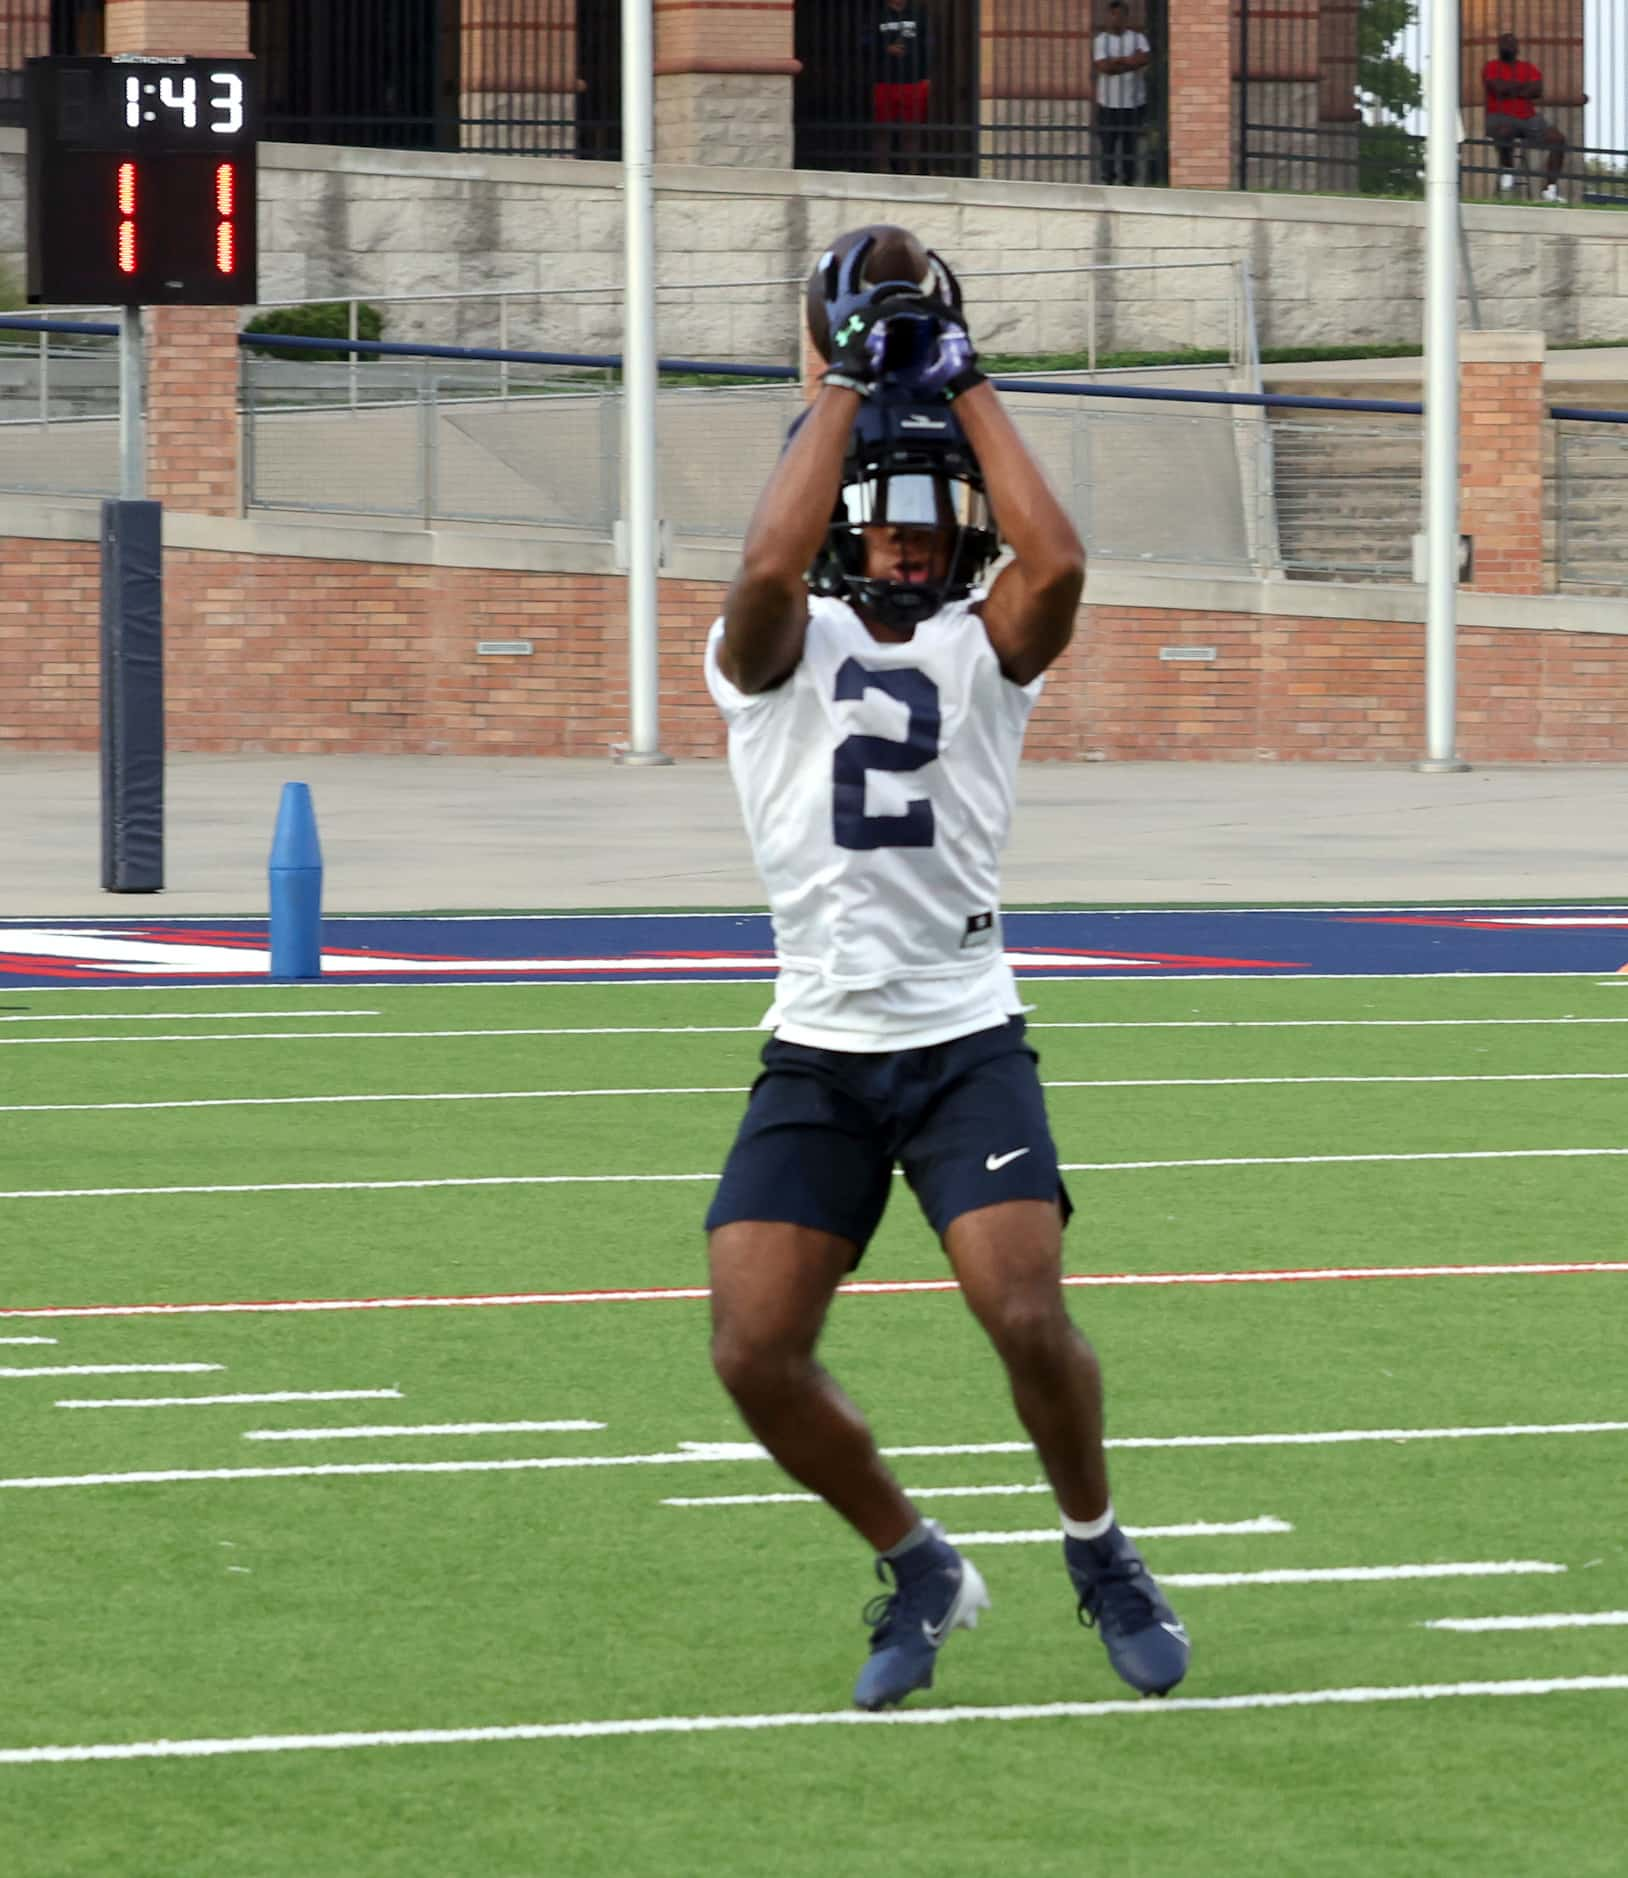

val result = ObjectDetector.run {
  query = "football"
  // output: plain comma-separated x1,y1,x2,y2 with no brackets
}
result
805,223,935,361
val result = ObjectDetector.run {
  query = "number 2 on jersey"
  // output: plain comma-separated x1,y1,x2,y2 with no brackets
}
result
831,660,941,850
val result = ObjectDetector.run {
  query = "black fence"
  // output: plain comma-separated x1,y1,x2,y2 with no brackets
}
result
795,0,1169,185
1238,0,1628,207
0,2,623,154
4,3,1176,185
0,1,99,124
249,1,622,157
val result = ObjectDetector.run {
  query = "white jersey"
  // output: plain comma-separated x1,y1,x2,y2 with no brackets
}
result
1093,30,1150,111
705,593,1043,1052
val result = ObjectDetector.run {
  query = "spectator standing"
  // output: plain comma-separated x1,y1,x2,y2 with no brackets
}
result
1483,30,1567,202
871,0,931,175
1092,1,1152,186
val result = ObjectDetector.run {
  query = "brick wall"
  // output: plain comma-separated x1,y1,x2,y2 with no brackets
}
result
6,535,1628,761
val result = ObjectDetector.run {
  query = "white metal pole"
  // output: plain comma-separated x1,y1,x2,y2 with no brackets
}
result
616,0,671,764
1420,0,1468,771
119,307,145,501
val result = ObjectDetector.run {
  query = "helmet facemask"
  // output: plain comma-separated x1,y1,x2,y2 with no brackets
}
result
808,401,1001,631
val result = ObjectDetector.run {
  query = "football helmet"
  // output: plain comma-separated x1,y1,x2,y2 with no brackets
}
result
807,393,1001,631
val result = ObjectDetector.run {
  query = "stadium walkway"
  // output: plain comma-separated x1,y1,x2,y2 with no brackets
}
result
4,754,1627,915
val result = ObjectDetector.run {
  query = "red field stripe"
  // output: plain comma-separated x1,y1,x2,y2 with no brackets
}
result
2,1262,1624,1320
0,954,112,981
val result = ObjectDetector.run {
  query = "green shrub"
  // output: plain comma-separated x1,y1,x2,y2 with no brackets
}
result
242,300,385,363
1357,123,1424,199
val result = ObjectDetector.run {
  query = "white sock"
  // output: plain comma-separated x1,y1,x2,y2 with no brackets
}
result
1061,1503,1115,1542
880,1518,937,1563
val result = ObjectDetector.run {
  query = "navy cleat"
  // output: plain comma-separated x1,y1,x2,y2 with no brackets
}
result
852,1522,990,1711
1065,1524,1190,1697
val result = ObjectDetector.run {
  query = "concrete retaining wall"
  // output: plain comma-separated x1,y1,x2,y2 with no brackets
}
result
4,130,1626,363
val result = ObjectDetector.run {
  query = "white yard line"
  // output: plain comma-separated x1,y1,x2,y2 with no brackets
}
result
0,1363,223,1379
3,1261,1621,1321
4,1422,1624,1491
8,1014,1628,1047
9,1146,1628,1202
1031,1017,1628,1030
15,1069,1628,1117
3,1676,1624,1765
880,1423,1628,1455
1423,1612,1628,1632
241,1420,606,1442
945,1519,1293,1544
55,1390,402,1410
0,1087,750,1115
1158,1562,1565,1588
0,1174,717,1200
0,1011,380,1024
663,1483,1062,1507
1056,1149,1628,1174
0,1029,732,1049
0,1336,57,1345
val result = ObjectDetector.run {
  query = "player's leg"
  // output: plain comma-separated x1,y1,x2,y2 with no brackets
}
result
706,1050,989,1709
943,1196,1189,1698
707,1219,916,1551
941,1197,1108,1520
901,1021,1189,1696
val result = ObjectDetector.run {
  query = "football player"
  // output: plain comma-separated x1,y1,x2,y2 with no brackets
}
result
703,231,1189,1710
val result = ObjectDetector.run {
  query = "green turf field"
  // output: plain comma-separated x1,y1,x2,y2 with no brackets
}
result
2,971,1626,1876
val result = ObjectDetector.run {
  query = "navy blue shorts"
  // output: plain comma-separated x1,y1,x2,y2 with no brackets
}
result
705,1016,1073,1261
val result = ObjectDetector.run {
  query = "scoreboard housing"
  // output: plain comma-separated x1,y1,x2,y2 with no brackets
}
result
27,55,259,307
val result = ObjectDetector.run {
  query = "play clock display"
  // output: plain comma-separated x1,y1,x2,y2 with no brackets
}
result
26,56,258,306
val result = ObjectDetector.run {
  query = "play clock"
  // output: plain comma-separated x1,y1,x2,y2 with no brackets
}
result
26,55,259,306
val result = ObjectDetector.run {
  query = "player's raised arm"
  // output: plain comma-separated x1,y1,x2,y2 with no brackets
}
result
895,263,1085,685
719,384,858,694
953,381,1086,685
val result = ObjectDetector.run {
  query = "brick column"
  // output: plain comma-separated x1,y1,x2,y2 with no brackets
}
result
654,0,799,167
106,0,249,516
1166,0,1235,188
1459,330,1546,595
103,2,248,54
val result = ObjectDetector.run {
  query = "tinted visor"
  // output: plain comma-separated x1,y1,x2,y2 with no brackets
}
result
839,473,990,531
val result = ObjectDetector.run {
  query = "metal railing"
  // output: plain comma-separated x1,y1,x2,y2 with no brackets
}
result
238,365,1269,572
240,257,1254,400
1556,418,1628,591
8,311,1628,593
1237,0,1628,203
1269,414,1420,582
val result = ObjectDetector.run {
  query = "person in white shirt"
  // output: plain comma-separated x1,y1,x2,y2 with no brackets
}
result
702,225,1190,1712
1092,0,1153,185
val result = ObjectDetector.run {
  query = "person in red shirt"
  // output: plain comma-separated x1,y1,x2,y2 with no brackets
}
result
1483,31,1567,201
871,0,931,175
